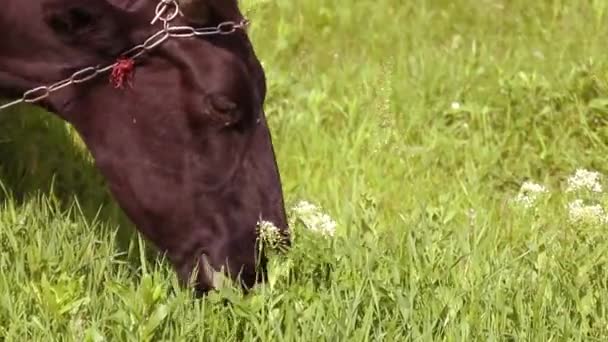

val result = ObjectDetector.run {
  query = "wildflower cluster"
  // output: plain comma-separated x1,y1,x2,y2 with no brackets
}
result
564,168,607,224
256,220,285,251
566,168,603,193
512,168,608,225
567,199,607,225
512,181,548,209
290,200,337,238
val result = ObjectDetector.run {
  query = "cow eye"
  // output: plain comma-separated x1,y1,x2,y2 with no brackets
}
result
47,7,96,35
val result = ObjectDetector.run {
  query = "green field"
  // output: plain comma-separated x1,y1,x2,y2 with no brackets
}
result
2,0,608,340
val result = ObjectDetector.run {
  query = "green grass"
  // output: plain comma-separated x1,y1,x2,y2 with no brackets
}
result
2,0,608,340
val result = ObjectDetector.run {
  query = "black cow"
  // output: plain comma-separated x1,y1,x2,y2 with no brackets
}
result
0,0,290,295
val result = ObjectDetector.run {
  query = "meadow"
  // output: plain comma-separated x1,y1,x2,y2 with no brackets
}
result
2,0,608,340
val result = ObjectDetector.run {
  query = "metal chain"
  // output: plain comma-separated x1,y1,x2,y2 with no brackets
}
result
0,0,248,111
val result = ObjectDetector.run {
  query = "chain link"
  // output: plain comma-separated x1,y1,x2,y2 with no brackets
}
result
0,0,249,111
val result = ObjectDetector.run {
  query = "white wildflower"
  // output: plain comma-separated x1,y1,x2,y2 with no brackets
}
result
257,220,283,249
291,200,337,237
520,181,548,194
513,193,535,208
451,101,461,110
567,199,608,225
513,181,548,208
566,169,603,193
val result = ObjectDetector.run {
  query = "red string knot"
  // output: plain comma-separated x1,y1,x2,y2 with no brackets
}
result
110,58,135,89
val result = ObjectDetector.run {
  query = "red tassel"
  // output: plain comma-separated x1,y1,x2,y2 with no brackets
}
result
110,58,135,89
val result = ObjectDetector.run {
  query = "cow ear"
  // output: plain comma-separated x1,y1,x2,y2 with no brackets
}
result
104,0,148,13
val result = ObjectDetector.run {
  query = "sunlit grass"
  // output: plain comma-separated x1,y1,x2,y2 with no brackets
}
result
2,0,608,340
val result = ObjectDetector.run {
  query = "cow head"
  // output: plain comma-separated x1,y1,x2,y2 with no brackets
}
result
0,0,290,295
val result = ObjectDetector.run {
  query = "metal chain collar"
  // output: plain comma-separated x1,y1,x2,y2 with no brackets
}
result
0,0,249,111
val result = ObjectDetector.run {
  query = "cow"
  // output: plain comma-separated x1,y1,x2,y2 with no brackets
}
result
0,0,290,295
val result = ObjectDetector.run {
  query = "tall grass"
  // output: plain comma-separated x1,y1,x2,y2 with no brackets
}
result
2,0,608,340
